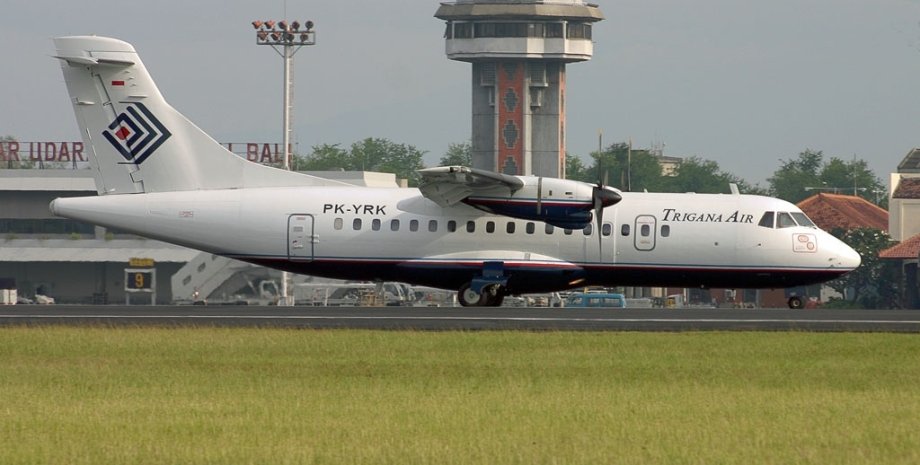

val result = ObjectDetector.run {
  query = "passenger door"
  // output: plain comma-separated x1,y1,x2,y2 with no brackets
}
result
287,214,315,262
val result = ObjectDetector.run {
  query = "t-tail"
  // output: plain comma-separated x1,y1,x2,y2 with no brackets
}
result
53,36,343,195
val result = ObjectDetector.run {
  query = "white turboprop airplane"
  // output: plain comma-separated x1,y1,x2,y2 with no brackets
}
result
50,36,861,308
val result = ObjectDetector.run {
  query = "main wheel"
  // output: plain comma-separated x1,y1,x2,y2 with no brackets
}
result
787,296,804,309
458,283,485,307
482,284,505,307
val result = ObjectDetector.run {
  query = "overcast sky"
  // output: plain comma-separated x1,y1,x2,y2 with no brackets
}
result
2,0,920,187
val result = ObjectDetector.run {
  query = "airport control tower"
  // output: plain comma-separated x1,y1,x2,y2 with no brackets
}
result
435,0,603,177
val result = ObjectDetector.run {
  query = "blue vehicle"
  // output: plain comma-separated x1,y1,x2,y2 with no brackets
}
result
565,292,627,308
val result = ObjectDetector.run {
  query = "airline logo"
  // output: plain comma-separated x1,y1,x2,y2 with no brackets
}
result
102,102,171,164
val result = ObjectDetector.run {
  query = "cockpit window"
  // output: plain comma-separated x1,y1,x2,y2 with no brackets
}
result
758,212,775,228
776,212,797,228
791,212,816,228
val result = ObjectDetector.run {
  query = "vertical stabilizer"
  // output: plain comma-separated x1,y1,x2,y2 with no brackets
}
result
54,36,344,195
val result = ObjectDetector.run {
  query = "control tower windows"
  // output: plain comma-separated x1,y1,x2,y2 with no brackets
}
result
453,22,473,39
545,23,564,38
566,23,592,40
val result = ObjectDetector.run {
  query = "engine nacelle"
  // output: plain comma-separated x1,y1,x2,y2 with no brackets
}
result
463,177,620,229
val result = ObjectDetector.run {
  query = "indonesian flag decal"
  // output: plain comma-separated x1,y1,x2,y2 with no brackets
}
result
101,102,171,164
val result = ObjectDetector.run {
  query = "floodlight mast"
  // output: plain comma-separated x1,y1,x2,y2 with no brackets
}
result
252,19,316,306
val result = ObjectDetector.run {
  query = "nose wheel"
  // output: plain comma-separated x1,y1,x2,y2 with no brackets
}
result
458,283,505,307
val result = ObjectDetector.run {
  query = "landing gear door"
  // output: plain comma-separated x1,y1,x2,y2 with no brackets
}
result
635,215,657,251
287,214,315,262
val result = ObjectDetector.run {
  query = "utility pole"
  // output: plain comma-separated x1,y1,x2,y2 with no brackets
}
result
251,19,316,305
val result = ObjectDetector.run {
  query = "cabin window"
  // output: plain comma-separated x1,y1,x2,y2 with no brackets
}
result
526,222,535,234
410,219,419,232
371,219,381,231
777,212,796,228
791,212,816,228
507,222,516,234
334,218,343,230
390,219,400,231
564,228,573,235
641,224,651,236
466,221,476,233
429,220,438,232
758,212,775,228
447,220,457,232
583,224,593,236
486,221,495,233
602,223,612,236
621,224,630,236
545,224,555,235
661,225,671,237
353,218,362,230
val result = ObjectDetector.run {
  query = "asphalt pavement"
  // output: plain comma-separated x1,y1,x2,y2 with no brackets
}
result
1,305,919,332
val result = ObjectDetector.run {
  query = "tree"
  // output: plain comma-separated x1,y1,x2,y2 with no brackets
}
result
825,228,899,308
439,141,472,167
589,143,667,192
819,157,887,209
768,149,823,203
293,143,350,171
661,156,748,194
564,153,593,182
768,150,885,206
350,138,426,186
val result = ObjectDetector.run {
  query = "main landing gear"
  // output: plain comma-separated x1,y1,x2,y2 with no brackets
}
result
457,261,509,307
458,283,505,307
787,296,804,309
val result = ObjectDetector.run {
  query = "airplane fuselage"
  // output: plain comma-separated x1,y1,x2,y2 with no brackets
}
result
51,186,860,295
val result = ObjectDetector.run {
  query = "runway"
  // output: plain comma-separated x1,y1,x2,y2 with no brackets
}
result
1,305,920,332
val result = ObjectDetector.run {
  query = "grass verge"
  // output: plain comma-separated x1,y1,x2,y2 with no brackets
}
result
1,328,918,464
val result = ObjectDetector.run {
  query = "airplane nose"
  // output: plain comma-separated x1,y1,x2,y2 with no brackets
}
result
838,242,862,270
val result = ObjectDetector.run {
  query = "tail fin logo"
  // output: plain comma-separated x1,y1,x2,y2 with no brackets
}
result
102,102,171,164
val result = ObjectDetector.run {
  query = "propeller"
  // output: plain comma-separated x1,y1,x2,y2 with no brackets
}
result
592,182,621,258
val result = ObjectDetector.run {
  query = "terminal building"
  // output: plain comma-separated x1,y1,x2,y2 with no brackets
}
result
435,0,603,178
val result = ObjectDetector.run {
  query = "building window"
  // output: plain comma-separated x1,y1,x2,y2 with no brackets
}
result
528,23,545,38
546,23,564,38
566,23,592,39
454,22,472,38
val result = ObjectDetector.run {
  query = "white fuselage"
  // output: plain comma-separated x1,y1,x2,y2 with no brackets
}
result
51,186,862,294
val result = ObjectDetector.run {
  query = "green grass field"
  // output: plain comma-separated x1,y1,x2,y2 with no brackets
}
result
1,328,918,464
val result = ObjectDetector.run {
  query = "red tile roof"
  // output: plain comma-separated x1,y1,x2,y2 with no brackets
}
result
892,177,920,199
880,232,920,259
797,193,888,231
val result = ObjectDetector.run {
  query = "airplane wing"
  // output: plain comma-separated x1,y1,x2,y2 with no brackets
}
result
417,166,524,207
